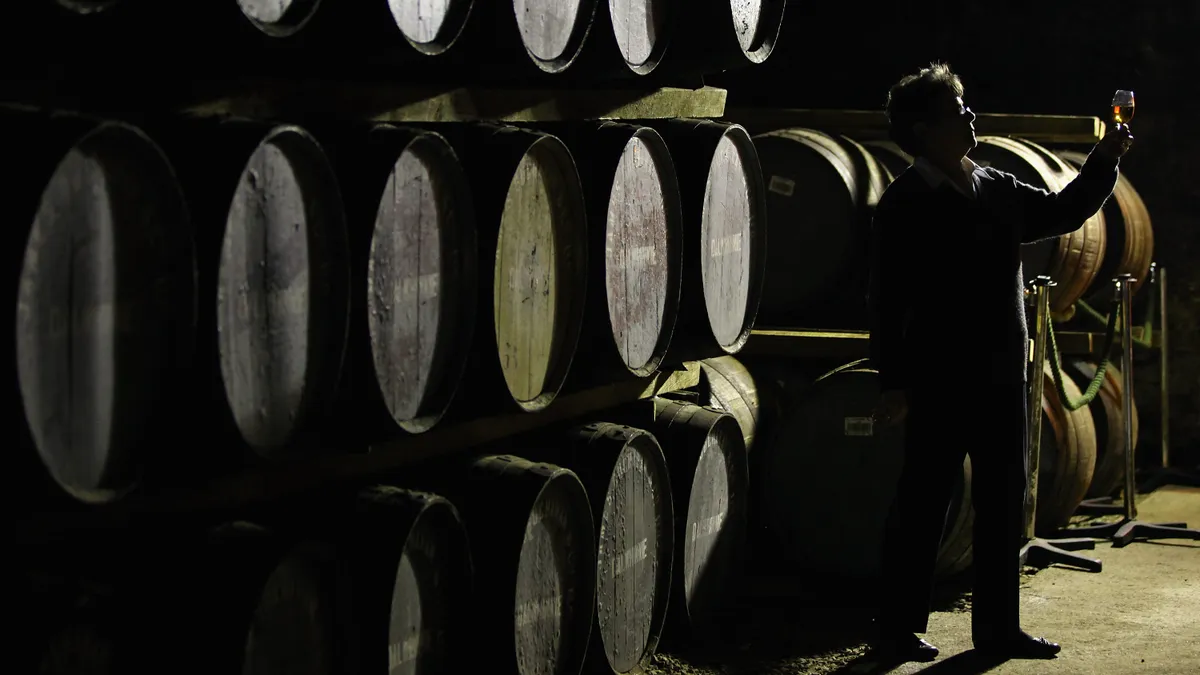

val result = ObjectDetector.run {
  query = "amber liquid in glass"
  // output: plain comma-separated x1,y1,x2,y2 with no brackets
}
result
1113,104,1134,125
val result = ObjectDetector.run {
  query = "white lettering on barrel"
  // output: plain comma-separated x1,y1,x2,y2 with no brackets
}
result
690,510,726,542
708,233,743,258
393,272,440,302
614,537,648,577
515,595,562,628
388,628,441,671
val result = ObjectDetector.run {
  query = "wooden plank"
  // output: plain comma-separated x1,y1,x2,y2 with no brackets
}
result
743,328,871,359
724,108,1105,144
182,81,728,122
16,362,702,537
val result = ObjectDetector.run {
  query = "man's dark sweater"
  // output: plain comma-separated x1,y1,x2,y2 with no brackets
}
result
867,151,1119,391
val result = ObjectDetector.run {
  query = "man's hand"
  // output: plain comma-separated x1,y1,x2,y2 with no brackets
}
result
873,389,909,427
1094,124,1134,161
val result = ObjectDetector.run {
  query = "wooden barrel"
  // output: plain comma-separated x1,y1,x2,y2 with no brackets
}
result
699,356,763,453
756,362,972,580
443,124,588,414
970,136,1107,314
346,487,473,675
451,455,596,675
608,0,672,75
235,0,324,37
650,119,766,357
510,0,600,73
751,128,890,327
862,139,913,179
213,125,350,457
547,121,683,378
1036,361,1098,534
1055,149,1154,302
351,125,477,434
389,0,477,54
234,0,475,57
648,400,748,638
652,0,786,75
561,423,674,674
1062,359,1138,499
6,113,194,504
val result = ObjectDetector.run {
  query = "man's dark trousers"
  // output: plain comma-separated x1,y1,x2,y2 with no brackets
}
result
876,376,1029,642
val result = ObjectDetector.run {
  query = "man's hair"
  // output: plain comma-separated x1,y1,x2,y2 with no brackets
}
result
885,62,964,156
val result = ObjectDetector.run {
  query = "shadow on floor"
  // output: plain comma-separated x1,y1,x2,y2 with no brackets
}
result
828,650,1009,675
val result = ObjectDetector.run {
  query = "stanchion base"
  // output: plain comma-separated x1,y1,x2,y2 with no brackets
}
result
1137,466,1200,493
1074,497,1126,516
1020,538,1102,573
1053,518,1198,548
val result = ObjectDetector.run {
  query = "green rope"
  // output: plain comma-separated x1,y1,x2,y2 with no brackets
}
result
1075,293,1155,350
1044,298,1120,412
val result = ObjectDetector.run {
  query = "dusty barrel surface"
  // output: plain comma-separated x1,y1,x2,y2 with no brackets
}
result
652,119,766,356
210,125,349,457
1055,149,1154,303
455,455,596,675
563,423,674,674
970,136,1106,314
1036,361,1098,534
347,487,473,675
511,0,599,72
446,124,588,413
648,400,748,637
357,125,477,434
608,0,671,74
1061,358,1136,500
7,113,194,504
235,0,325,36
557,121,682,378
391,0,476,54
752,128,889,326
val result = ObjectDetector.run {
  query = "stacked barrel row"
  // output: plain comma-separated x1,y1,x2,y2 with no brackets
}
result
749,128,1155,327
14,0,787,79
693,352,1140,587
25,398,749,675
5,106,769,506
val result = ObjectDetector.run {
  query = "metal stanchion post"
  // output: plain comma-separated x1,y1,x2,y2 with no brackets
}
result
1137,265,1200,491
1053,274,1200,546
1019,276,1103,571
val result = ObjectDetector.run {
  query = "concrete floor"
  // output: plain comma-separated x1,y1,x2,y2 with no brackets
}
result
647,486,1200,675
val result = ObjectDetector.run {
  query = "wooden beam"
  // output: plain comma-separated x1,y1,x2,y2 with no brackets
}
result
182,81,728,122
17,362,702,537
743,328,871,359
723,108,1105,144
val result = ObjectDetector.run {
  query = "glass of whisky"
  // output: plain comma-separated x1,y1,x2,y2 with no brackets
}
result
1112,90,1135,128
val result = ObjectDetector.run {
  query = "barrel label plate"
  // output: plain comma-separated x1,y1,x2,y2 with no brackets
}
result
844,416,874,437
768,175,795,197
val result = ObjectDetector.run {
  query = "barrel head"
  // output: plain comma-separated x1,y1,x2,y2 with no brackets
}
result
16,122,192,503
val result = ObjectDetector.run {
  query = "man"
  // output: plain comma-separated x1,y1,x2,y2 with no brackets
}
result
866,62,1133,663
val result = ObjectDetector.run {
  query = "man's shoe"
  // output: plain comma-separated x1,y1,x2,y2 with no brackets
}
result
869,633,939,663
975,632,1061,659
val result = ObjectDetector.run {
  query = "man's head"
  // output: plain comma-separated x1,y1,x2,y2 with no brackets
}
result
885,62,977,160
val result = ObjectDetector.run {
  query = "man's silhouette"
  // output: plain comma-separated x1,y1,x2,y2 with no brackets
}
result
866,62,1133,663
